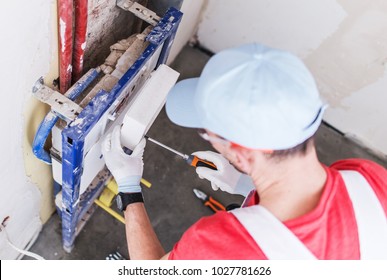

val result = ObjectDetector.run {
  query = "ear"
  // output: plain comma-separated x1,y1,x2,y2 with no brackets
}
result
228,144,254,174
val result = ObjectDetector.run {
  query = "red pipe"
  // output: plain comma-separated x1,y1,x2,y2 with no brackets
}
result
72,0,89,83
58,0,74,93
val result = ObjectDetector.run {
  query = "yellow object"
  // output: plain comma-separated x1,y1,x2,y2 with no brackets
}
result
140,178,152,188
107,179,119,194
94,199,125,224
99,186,116,207
94,177,152,224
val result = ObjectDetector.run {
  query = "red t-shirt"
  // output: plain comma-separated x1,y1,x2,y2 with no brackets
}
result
169,159,387,260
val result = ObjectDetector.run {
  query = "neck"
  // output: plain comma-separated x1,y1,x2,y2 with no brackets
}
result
250,148,327,221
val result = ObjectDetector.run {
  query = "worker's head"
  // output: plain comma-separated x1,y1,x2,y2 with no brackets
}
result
166,43,326,171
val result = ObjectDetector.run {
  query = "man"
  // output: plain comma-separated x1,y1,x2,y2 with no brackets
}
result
102,43,387,260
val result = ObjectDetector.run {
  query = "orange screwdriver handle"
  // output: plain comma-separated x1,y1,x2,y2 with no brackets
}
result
187,155,217,170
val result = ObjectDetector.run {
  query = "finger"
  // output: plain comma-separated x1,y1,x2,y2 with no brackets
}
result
111,125,122,152
101,132,112,153
132,137,146,157
195,166,216,180
211,183,219,191
195,169,204,179
192,151,214,159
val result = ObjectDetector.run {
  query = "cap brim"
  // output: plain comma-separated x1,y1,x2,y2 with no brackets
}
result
165,78,203,128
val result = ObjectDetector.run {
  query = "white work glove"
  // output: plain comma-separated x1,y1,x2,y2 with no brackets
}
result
101,125,146,193
193,151,255,197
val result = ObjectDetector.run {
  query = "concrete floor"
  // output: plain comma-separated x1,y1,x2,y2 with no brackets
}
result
24,45,386,260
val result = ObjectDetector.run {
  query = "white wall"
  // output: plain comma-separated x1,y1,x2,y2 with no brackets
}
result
197,0,387,156
0,1,58,259
167,0,206,64
0,0,202,259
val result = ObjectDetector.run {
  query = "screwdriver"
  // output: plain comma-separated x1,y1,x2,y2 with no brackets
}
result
144,136,217,170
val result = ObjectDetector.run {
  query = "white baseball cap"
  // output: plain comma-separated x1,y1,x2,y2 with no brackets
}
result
166,43,326,150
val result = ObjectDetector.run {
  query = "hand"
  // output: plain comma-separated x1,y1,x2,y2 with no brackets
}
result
192,151,255,197
102,125,146,193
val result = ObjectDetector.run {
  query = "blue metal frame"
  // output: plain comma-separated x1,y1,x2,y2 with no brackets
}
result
32,69,100,164
60,7,183,251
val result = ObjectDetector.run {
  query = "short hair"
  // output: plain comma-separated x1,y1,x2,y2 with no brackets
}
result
268,136,315,160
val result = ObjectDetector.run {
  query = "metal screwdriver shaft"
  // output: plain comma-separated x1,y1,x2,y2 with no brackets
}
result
145,136,217,170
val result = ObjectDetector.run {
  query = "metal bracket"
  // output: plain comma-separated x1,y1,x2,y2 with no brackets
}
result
117,0,160,26
32,78,82,122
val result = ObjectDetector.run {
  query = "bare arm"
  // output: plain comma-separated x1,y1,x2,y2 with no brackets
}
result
102,128,170,259
124,202,170,260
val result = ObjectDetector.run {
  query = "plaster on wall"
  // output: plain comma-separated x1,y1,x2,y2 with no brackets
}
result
305,1,387,154
306,3,387,107
23,0,59,224
197,0,387,155
0,0,58,259
197,0,346,57
23,99,55,223
323,69,387,157
167,0,206,65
